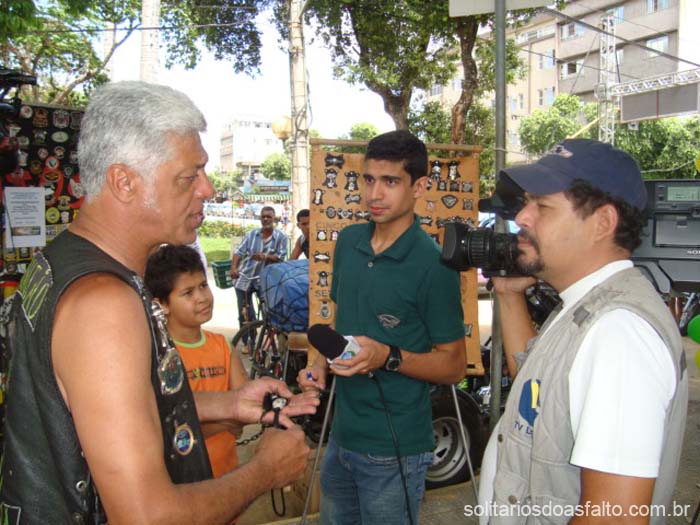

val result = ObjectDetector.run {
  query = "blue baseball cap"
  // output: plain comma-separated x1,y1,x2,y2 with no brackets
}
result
499,138,647,210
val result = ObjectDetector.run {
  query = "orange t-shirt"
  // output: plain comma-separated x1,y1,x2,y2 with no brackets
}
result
175,330,238,478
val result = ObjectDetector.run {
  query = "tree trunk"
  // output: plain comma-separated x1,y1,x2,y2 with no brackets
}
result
451,17,479,145
372,87,410,130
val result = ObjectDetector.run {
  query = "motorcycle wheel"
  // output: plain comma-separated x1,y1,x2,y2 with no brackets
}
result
427,386,487,490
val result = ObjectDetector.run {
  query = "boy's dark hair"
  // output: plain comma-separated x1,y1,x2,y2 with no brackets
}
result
365,130,427,184
145,244,206,302
565,179,645,252
296,208,310,222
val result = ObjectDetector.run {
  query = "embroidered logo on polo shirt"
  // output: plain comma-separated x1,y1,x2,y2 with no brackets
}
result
378,314,400,329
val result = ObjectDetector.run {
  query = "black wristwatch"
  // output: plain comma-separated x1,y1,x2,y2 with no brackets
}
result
383,344,402,372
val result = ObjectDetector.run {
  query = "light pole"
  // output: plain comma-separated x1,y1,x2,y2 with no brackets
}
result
272,115,294,236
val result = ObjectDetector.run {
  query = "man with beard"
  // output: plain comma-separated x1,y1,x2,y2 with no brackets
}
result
482,139,687,524
1,81,315,524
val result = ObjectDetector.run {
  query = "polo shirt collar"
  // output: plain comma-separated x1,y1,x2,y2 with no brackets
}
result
356,215,422,261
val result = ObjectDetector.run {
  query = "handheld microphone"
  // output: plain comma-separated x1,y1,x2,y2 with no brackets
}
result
307,324,360,368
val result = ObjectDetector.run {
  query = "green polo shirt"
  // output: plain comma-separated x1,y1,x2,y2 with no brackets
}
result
330,215,465,456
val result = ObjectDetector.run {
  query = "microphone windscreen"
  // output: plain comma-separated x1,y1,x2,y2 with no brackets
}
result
308,324,347,361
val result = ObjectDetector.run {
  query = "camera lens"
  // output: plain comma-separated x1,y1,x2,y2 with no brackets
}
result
441,222,521,275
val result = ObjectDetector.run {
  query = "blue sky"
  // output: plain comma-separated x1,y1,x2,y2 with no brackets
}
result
109,14,395,169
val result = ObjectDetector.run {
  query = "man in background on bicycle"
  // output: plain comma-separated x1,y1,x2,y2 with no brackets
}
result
230,205,288,353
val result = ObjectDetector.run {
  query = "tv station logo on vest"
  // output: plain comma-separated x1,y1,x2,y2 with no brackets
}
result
515,379,541,437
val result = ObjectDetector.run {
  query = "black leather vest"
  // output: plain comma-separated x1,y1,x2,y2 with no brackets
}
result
1,231,211,525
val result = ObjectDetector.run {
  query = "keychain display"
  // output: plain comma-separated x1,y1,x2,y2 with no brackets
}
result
2,103,84,272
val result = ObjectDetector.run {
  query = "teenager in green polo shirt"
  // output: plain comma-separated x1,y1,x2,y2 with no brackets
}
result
298,130,467,525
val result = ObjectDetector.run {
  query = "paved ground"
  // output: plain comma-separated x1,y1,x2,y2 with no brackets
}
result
204,267,700,524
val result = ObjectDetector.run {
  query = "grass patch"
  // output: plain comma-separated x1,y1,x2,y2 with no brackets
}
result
200,236,231,265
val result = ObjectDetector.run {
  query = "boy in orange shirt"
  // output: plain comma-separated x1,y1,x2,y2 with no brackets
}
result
145,244,248,478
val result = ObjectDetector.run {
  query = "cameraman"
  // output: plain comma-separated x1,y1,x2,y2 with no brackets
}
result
485,139,687,524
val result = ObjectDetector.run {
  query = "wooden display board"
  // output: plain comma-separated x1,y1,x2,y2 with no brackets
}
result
308,139,484,376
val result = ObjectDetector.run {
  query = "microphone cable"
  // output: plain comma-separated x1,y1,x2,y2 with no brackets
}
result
372,374,415,525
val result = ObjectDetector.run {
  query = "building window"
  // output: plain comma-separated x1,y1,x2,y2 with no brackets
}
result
508,130,520,145
616,48,624,64
519,93,524,110
606,6,624,21
646,35,669,56
561,22,584,40
539,49,556,69
430,84,443,97
560,59,584,80
538,87,556,106
648,0,670,13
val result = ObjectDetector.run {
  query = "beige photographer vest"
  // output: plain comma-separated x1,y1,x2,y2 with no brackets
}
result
492,268,688,525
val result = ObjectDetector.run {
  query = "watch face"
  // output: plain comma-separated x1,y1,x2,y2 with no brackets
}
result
386,357,401,371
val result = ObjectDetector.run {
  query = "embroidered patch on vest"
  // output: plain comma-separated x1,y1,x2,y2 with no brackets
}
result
17,251,53,331
516,379,541,435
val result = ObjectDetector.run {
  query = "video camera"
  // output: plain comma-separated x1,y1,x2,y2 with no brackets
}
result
632,179,700,294
441,175,700,295
441,174,523,275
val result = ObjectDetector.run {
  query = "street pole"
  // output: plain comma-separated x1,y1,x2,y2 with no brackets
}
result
140,0,160,83
489,0,507,431
288,0,310,213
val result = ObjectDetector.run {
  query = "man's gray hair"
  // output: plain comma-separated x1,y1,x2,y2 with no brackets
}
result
78,81,206,201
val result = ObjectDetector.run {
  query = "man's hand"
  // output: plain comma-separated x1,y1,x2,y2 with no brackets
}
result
331,335,390,376
251,426,310,489
232,377,319,428
491,275,537,296
229,267,240,279
297,365,328,392
251,253,267,262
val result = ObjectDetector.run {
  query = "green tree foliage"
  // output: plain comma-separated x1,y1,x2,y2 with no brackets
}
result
518,93,587,156
334,122,380,153
260,151,291,180
0,0,92,39
518,94,700,179
4,0,272,105
304,0,457,129
2,0,140,106
409,99,496,196
208,168,240,198
159,0,271,72
408,100,452,145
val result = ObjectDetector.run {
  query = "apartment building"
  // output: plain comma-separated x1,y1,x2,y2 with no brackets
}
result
429,0,700,162
219,115,283,174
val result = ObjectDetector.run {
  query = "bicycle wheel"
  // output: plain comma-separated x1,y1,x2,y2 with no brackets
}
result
249,323,283,380
231,321,263,354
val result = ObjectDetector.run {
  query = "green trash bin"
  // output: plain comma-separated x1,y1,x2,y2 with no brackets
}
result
212,260,234,289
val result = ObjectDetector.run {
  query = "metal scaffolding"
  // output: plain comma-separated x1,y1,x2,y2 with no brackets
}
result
597,15,617,144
